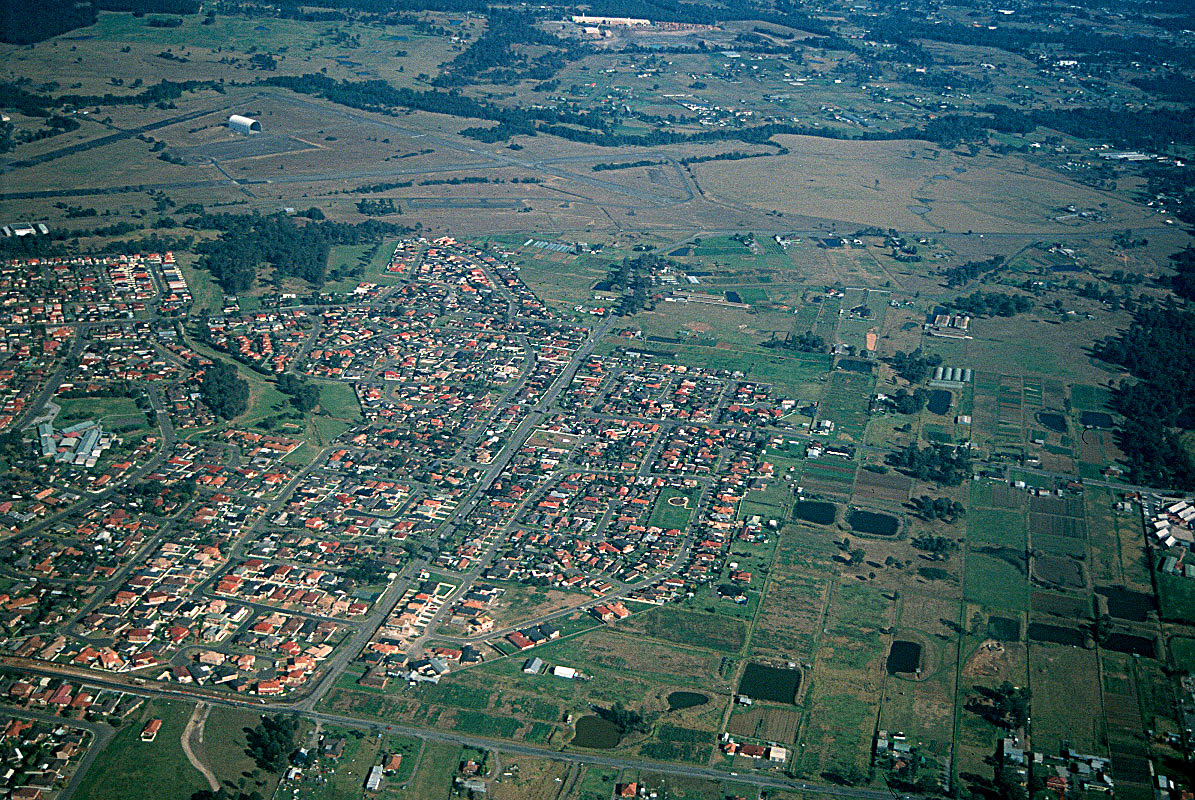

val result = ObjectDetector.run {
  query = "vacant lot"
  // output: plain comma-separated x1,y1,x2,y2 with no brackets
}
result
73,700,208,800
619,606,747,653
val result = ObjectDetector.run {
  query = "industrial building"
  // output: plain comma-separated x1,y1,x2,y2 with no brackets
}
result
38,420,112,467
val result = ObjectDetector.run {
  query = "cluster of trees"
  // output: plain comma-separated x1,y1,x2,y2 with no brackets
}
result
1112,229,1149,249
887,388,928,415
1140,163,1195,226
966,682,1031,731
949,291,1033,317
677,148,785,165
595,702,647,734
131,477,197,507
1093,299,1195,489
259,73,607,136
100,0,199,12
188,212,407,293
887,443,972,485
911,534,960,561
200,361,249,420
593,160,662,172
344,557,387,585
356,198,398,216
1,0,96,44
604,255,670,315
763,330,826,354
190,791,264,800
942,255,1006,288
910,497,966,524
1076,281,1138,309
354,179,412,193
417,176,489,186
245,714,299,772
890,349,941,383
865,11,1193,70
277,374,320,413
1171,248,1195,302
433,10,583,87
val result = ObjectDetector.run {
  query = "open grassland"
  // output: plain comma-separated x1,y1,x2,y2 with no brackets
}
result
879,594,961,761
648,485,702,531
73,700,208,800
617,606,748,654
750,526,837,663
202,705,291,797
1028,644,1106,754
696,135,1162,235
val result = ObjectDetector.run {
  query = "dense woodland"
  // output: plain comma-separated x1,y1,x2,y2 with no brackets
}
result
199,361,249,420
187,212,408,292
1094,300,1195,489
942,256,1007,289
887,443,972,485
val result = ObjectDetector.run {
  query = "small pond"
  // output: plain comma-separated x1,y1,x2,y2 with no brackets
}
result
837,359,873,374
1102,633,1156,658
667,691,709,712
1096,587,1155,622
927,389,952,415
738,663,800,704
1028,622,1085,647
886,640,922,675
1036,411,1067,434
794,500,837,525
847,508,899,536
1080,411,1114,428
987,616,1021,641
572,715,622,749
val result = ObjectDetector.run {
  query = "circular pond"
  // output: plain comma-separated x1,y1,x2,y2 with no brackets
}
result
571,715,622,749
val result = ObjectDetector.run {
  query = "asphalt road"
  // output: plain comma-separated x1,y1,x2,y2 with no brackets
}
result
0,657,916,800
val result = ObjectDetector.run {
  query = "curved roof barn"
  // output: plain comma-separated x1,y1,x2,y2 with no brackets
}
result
227,114,261,134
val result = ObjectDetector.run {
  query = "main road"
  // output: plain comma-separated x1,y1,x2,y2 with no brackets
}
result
0,655,916,800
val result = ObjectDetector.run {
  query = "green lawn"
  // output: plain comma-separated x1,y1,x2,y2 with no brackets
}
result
177,255,223,315
1158,572,1195,624
576,766,620,800
966,508,1026,549
394,740,457,800
648,486,701,530
56,395,144,425
73,700,208,800
964,550,1030,611
318,380,362,419
325,240,406,293
1170,637,1195,668
202,705,284,797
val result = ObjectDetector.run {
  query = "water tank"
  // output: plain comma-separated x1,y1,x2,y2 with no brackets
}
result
950,367,961,382
933,366,944,381
962,368,973,383
228,114,261,135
